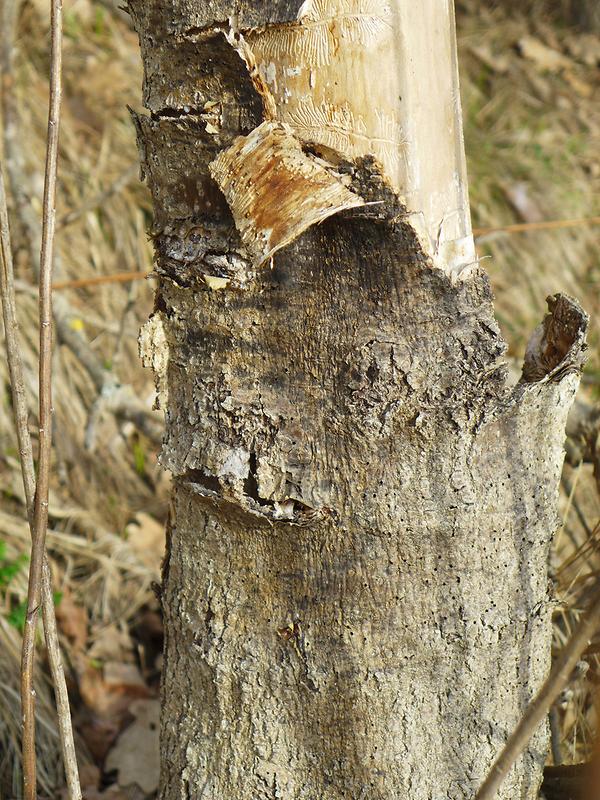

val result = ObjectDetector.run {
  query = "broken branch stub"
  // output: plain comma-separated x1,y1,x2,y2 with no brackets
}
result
522,294,588,383
209,121,365,266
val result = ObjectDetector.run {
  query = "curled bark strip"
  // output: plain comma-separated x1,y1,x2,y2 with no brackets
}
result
209,121,365,266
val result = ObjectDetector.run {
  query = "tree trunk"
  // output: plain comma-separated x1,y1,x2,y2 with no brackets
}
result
129,2,587,798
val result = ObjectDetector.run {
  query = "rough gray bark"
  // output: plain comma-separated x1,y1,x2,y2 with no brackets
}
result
129,2,587,798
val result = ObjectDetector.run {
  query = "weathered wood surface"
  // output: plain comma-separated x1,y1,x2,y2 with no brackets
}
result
130,1,587,798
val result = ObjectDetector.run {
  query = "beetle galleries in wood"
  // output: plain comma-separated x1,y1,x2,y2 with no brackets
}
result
243,0,475,272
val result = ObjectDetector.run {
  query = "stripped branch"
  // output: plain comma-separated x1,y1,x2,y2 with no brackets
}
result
473,215,600,238
52,270,152,291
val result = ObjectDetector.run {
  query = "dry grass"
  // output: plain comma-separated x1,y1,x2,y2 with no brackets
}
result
460,0,600,379
0,2,165,794
0,0,599,795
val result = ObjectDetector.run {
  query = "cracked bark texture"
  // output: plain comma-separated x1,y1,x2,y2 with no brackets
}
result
129,2,588,798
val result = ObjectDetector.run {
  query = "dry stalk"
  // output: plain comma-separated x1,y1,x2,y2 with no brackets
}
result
473,215,600,238
0,173,36,507
1,165,81,800
52,270,151,291
475,581,600,800
17,2,80,799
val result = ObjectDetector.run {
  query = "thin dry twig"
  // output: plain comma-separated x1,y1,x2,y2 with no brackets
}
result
0,182,35,507
20,1,68,798
52,269,152,291
1,165,81,798
473,215,600,237
475,582,600,800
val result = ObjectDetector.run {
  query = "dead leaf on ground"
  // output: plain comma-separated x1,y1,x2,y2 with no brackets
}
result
105,699,160,795
77,658,152,760
563,71,594,99
518,36,574,72
125,512,165,571
80,763,101,791
80,660,150,717
76,710,122,764
103,661,148,690
466,42,510,74
82,786,133,800
54,585,89,653
88,623,136,665
564,33,600,68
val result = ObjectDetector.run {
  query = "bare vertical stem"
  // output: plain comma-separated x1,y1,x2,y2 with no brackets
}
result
1,4,81,799
0,174,36,508
20,1,65,799
2,167,81,800
40,582,82,800
2,164,82,800
475,583,600,800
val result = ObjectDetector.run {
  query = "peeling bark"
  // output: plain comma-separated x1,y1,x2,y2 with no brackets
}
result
130,2,587,799
209,121,365,265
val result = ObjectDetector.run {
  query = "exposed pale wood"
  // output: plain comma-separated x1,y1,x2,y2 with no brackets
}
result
246,0,474,269
131,0,474,271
